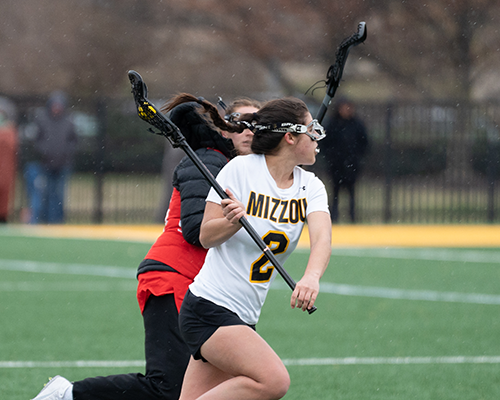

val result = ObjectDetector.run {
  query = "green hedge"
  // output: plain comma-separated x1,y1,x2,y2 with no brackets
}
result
363,142,447,177
74,111,165,173
470,139,500,179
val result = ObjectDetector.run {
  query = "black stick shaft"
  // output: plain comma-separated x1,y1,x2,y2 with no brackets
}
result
316,94,333,125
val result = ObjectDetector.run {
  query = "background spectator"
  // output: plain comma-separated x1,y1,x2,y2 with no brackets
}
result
321,97,369,223
28,91,78,224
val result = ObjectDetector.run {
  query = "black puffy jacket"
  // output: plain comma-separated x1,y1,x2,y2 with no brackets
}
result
174,148,228,247
169,102,235,247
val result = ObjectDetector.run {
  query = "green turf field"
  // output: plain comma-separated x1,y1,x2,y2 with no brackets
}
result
1,231,500,399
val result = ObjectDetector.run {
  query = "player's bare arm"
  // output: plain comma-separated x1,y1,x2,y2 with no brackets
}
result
200,189,245,248
291,211,332,311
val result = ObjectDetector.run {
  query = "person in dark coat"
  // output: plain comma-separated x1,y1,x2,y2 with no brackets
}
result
321,98,369,223
31,91,78,223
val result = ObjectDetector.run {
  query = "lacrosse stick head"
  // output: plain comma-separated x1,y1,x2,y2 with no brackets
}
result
326,22,367,97
128,70,160,124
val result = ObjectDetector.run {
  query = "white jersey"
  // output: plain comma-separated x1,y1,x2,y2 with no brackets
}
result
189,154,329,325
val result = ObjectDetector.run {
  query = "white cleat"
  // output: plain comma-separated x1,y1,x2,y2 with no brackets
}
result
32,375,72,400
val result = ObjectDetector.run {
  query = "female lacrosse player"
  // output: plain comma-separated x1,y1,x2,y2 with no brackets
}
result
172,95,332,400
32,98,261,400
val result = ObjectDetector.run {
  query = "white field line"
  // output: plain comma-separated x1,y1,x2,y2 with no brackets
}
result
0,360,145,368
318,282,500,305
267,281,500,305
328,248,500,264
2,356,500,369
0,281,136,292
0,259,136,278
282,356,500,366
2,258,500,304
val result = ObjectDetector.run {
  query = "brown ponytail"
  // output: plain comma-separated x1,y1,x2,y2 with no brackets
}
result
160,93,245,134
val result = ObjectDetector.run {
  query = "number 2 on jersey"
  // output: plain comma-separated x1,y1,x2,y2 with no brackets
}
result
250,230,290,283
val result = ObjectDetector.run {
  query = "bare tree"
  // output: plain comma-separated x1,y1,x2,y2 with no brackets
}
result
0,0,161,97
1,0,500,101
346,0,500,100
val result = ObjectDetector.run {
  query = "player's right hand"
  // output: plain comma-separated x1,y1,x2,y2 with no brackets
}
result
221,189,246,224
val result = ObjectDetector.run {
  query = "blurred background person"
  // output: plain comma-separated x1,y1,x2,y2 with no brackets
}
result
220,97,262,155
0,97,18,223
321,97,369,223
20,119,44,225
29,90,78,224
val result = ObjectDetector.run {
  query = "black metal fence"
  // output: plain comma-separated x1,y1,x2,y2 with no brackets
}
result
315,100,500,224
7,95,500,224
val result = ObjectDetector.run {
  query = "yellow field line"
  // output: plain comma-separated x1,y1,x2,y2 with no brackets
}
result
328,225,500,248
4,224,500,247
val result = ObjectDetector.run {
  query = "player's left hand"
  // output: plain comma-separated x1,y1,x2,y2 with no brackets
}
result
291,274,320,311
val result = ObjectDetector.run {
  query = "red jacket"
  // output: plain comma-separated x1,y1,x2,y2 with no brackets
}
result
137,148,228,312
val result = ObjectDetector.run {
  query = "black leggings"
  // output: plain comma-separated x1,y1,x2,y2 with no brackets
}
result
73,293,190,400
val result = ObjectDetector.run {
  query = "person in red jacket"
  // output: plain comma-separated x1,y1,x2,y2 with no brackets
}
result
32,98,261,400
0,98,17,223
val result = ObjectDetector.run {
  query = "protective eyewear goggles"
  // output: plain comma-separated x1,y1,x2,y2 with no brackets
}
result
224,112,241,123
261,119,326,141
303,119,326,141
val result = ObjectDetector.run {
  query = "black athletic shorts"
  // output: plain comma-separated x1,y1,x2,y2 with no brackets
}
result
179,289,255,361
